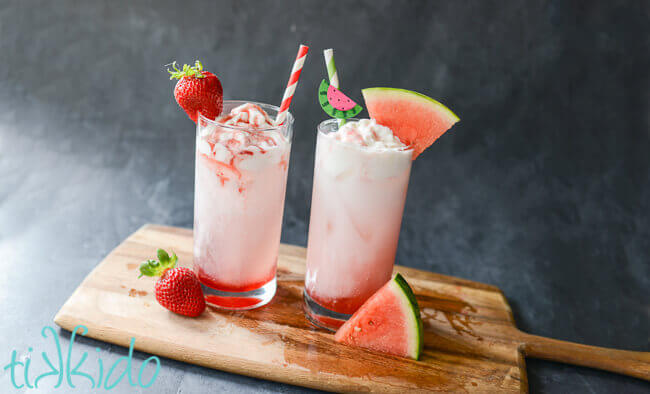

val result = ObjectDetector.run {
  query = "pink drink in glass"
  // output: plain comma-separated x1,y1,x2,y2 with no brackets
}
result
194,101,293,310
304,119,412,329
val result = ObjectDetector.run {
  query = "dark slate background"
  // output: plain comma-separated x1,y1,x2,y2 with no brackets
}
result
0,1,648,393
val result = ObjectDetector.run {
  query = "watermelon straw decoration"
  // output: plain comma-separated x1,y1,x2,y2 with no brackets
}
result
275,44,309,125
318,50,362,120
323,48,345,126
318,80,363,119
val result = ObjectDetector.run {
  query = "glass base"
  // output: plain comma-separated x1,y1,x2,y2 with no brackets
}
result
303,290,352,331
201,276,276,311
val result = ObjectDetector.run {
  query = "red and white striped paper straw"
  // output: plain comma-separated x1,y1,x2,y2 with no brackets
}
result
275,44,309,125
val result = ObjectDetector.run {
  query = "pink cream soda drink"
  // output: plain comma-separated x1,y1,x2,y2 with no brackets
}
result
194,101,293,310
304,118,412,329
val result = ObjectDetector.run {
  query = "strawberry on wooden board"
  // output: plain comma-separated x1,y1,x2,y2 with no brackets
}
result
139,249,206,317
168,60,223,123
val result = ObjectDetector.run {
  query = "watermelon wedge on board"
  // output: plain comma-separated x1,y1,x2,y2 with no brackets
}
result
334,273,423,360
362,87,459,159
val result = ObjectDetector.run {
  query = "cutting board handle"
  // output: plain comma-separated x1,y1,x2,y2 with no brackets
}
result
519,332,650,381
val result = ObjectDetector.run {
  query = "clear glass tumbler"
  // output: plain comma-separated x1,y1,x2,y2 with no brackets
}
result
193,101,293,310
304,119,413,330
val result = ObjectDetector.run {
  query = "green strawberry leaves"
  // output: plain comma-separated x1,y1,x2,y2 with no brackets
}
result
167,60,206,80
138,248,178,278
157,248,171,263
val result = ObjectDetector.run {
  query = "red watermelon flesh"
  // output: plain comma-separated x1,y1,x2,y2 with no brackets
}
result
334,274,422,360
362,88,459,159
327,85,358,111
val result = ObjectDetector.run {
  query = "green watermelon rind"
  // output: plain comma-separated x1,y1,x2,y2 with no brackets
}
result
362,87,460,123
319,80,363,119
393,273,423,360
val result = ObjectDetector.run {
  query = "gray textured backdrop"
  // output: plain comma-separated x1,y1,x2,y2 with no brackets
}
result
0,1,648,393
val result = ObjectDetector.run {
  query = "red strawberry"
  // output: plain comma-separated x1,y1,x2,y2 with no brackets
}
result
139,249,206,317
168,60,223,123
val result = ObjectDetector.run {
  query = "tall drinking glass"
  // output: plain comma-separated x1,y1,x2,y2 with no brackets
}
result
194,101,293,310
304,119,412,330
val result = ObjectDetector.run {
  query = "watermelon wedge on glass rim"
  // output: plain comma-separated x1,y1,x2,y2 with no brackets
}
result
334,273,423,360
362,87,460,159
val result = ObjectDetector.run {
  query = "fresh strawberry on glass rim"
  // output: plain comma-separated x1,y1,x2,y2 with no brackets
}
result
168,60,223,123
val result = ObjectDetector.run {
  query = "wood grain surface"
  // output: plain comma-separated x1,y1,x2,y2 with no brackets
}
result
54,225,649,393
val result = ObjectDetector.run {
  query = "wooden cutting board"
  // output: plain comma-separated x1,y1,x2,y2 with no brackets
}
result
54,224,649,392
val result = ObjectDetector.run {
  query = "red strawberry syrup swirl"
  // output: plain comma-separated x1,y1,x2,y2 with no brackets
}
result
199,103,288,192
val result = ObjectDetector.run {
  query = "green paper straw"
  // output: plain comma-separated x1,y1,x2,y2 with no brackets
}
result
323,48,339,89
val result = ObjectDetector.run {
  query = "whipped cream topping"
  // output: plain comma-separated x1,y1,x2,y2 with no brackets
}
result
317,119,411,180
198,103,288,173
216,103,275,128
330,119,407,150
